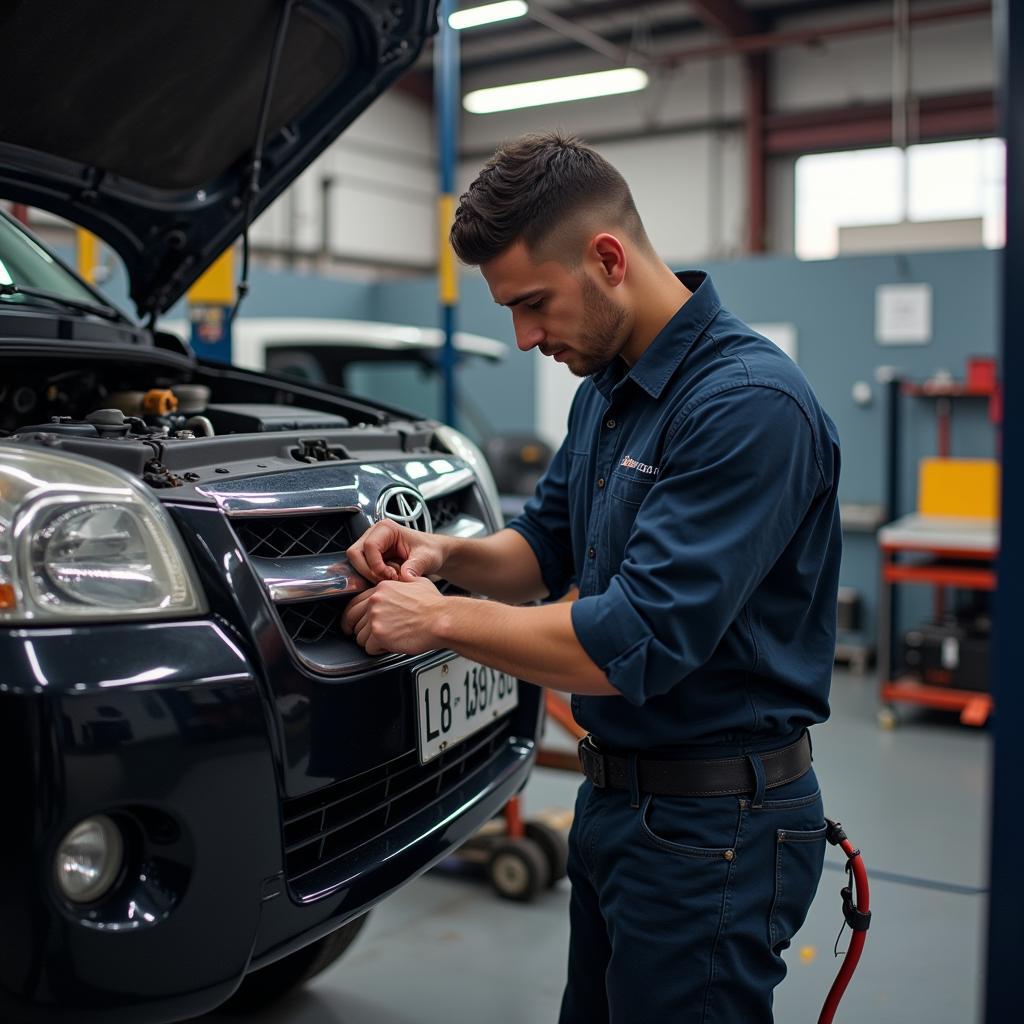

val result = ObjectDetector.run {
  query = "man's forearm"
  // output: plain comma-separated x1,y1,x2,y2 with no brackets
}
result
438,528,550,605
433,597,618,696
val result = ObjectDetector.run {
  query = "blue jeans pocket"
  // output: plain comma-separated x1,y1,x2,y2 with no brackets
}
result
768,824,827,954
639,794,743,859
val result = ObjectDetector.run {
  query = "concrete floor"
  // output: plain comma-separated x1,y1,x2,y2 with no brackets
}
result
205,670,990,1024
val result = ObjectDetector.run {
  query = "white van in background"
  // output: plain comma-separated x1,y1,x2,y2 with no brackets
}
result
160,316,507,385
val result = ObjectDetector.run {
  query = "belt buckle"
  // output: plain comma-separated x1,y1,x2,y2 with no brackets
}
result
578,736,607,788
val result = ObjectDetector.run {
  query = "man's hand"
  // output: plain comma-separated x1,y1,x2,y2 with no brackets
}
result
341,576,447,655
346,520,446,584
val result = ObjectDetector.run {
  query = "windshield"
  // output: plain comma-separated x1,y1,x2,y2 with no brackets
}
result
0,213,109,309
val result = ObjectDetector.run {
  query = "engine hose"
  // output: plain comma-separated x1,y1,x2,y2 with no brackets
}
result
818,820,871,1024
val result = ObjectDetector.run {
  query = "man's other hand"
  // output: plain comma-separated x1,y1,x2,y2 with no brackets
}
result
340,577,445,655
346,520,445,584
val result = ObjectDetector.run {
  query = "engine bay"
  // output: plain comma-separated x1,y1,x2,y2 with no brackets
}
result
0,355,438,488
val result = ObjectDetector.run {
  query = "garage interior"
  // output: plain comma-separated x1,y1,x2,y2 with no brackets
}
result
4,0,1018,1022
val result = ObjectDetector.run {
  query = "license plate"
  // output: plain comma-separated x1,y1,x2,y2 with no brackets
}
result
415,656,518,763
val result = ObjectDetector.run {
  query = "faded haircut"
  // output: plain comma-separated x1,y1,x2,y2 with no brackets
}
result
450,131,653,267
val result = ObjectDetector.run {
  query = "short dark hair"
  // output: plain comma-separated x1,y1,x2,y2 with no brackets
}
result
450,132,650,266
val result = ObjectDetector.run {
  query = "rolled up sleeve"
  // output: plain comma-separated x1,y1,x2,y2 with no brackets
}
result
571,385,825,705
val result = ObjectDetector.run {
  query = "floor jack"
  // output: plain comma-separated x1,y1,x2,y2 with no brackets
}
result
450,692,584,901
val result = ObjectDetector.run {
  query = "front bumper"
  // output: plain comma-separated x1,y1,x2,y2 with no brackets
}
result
0,619,538,1023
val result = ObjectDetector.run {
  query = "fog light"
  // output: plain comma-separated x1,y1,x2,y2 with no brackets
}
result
55,816,124,903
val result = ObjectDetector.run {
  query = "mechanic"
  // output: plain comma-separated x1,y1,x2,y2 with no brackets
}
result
342,132,842,1024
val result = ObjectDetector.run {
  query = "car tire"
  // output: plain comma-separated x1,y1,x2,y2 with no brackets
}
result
525,819,569,886
488,837,549,901
217,911,371,1013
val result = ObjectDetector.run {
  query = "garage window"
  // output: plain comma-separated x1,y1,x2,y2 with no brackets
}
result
795,137,1005,260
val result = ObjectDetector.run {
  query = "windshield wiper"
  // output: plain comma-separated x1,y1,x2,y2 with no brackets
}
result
0,282,124,322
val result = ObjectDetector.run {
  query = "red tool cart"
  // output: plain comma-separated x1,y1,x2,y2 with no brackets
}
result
877,514,997,727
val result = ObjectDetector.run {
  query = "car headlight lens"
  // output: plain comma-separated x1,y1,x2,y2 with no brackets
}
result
0,447,206,623
55,816,124,903
434,425,503,526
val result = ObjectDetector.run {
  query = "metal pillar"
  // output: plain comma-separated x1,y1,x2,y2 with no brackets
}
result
985,0,1023,1017
745,53,767,253
435,0,460,428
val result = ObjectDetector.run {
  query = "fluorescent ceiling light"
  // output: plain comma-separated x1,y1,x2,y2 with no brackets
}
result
463,67,649,114
449,1,528,30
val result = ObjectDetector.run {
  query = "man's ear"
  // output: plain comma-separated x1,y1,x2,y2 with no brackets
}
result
590,233,626,286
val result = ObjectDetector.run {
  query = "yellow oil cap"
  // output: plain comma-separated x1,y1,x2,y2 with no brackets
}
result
142,389,179,416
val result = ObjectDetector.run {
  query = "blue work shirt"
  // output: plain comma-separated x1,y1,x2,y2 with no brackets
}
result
507,271,841,753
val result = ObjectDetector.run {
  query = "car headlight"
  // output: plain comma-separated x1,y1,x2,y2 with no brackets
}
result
0,446,206,623
55,815,124,903
433,425,503,526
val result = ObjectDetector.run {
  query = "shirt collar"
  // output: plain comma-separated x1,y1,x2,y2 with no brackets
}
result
593,271,722,401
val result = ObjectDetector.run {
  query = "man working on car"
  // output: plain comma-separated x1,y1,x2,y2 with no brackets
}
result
342,132,841,1024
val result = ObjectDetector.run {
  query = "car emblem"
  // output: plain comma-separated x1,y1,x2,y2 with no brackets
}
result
376,485,432,533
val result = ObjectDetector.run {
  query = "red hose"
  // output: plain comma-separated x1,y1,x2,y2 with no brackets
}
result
818,828,871,1024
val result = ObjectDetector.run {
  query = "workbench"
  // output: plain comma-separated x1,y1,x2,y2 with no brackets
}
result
877,513,998,727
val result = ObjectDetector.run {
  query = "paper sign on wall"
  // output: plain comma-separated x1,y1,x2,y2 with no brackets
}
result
751,322,798,362
876,283,932,344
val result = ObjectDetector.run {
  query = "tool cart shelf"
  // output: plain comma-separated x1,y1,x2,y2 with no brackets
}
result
877,515,997,727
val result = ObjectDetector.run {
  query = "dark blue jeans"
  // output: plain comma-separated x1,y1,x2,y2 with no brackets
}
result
558,760,826,1024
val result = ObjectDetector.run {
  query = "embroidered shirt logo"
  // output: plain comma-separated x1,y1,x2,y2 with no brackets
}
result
620,455,659,476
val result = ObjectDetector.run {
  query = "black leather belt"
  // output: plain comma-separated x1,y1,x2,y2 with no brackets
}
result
577,731,812,797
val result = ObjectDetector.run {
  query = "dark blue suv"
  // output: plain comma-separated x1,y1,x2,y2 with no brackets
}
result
0,2,541,1020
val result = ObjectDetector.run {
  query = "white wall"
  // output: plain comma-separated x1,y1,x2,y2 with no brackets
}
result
250,89,438,269
771,1,995,112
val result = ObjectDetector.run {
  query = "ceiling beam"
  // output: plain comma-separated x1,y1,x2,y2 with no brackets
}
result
454,1,989,77
763,90,996,154
458,12,706,73
664,1,991,65
526,4,638,64
456,89,993,161
687,0,761,37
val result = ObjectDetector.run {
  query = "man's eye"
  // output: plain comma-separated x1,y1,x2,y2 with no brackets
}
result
527,299,544,311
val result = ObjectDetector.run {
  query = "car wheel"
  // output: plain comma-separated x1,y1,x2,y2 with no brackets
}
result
488,837,549,901
525,819,569,886
217,911,371,1013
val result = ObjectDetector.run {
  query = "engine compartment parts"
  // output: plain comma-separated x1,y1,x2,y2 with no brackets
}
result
202,404,351,433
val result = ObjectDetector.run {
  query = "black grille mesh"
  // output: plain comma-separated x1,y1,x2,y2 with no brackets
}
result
278,599,344,644
234,514,355,559
282,717,513,888
427,495,460,532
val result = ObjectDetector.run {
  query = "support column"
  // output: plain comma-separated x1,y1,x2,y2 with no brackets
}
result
986,0,1024,1016
745,53,767,253
435,0,460,428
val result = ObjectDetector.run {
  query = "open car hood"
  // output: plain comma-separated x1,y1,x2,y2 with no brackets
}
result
0,0,438,318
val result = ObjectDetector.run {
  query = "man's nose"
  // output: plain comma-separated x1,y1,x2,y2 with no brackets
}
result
515,324,546,352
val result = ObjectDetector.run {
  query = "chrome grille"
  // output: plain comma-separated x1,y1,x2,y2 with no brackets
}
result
234,514,355,559
282,717,513,891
